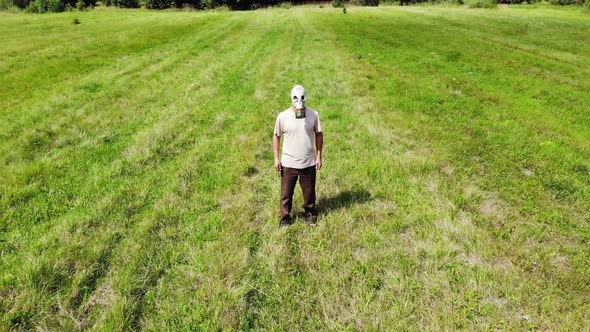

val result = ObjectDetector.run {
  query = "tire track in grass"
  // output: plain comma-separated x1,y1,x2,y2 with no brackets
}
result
313,8,589,330
321,8,590,230
0,14,241,199
74,16,267,328
0,13,246,241
1,13,256,331
202,26,307,328
302,10,499,329
206,10,391,329
0,13,243,147
289,11,425,329
338,9,590,136
131,12,301,330
220,12,346,330
0,11,232,112
186,7,590,328
401,7,590,68
347,9,590,130
214,9,410,330
135,10,338,330
370,9,589,229
1,14,245,257
86,11,292,331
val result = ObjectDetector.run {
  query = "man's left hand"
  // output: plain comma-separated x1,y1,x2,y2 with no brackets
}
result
316,157,322,170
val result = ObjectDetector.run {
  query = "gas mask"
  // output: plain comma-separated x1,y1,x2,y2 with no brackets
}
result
291,85,306,119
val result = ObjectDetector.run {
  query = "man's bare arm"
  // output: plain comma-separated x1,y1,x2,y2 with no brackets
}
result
315,132,323,170
273,134,282,171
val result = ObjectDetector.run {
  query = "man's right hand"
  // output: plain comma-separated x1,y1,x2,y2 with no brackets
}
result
274,159,282,171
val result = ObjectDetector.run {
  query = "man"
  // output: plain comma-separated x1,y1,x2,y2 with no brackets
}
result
273,85,323,227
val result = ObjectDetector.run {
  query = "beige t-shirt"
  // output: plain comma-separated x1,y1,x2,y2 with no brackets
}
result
274,107,322,169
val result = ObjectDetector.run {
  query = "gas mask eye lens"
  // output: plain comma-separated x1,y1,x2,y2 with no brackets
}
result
301,95,305,101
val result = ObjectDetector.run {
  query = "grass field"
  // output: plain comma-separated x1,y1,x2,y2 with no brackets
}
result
1,5,590,330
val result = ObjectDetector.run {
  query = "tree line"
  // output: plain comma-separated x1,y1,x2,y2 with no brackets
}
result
2,0,588,14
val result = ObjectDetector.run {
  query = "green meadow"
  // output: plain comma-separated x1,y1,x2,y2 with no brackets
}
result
1,5,589,330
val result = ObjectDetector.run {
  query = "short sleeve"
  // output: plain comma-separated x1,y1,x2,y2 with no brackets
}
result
314,111,322,133
273,115,282,136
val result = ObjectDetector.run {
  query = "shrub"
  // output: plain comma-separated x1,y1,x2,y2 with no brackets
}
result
12,0,30,8
199,0,214,8
332,0,343,7
351,0,379,5
497,0,534,3
204,0,246,10
24,0,93,12
466,0,496,7
141,0,173,8
26,0,49,12
48,0,62,10
116,0,139,7
175,0,200,8
548,0,583,4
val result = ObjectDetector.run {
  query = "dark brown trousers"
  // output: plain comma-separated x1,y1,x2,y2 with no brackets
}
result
280,166,317,222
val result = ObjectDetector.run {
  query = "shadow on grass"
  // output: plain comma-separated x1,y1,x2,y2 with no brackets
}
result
317,189,372,214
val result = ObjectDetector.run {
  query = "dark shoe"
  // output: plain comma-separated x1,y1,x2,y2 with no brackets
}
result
279,218,293,228
305,214,317,227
